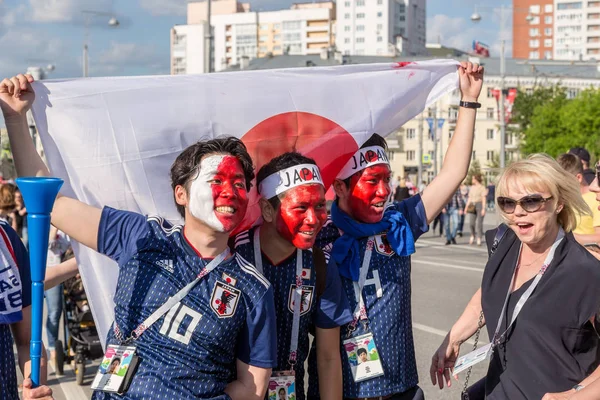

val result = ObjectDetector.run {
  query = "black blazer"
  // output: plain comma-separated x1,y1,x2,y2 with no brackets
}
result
481,226,600,400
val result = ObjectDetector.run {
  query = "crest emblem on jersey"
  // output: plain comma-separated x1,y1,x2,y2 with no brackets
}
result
210,282,241,318
288,285,314,316
375,234,395,256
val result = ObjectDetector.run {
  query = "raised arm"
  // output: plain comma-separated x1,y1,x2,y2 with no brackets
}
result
0,74,101,250
421,62,484,224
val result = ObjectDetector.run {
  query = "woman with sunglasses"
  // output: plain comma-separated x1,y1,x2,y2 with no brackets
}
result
431,154,600,400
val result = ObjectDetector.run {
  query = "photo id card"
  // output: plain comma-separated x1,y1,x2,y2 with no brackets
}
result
268,371,295,400
453,343,493,375
91,345,138,393
343,332,385,382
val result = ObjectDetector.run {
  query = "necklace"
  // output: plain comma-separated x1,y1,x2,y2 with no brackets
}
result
518,248,549,268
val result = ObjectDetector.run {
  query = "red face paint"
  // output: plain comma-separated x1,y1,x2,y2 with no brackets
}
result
347,164,391,223
275,184,327,250
189,155,248,233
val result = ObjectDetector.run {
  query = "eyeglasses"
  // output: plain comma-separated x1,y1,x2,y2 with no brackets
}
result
596,163,600,183
497,195,553,214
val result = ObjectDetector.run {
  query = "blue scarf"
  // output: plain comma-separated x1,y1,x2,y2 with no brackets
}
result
330,201,415,281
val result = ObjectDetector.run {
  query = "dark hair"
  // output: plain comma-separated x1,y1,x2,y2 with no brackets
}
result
278,388,286,394
569,147,591,163
342,133,388,187
170,137,255,218
256,152,318,208
357,348,367,356
557,153,584,176
111,357,121,364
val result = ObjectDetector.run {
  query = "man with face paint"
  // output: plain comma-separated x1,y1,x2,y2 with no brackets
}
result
308,61,485,400
233,152,352,400
0,74,277,400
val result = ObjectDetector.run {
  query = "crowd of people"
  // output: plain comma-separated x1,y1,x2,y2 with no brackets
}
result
0,59,598,400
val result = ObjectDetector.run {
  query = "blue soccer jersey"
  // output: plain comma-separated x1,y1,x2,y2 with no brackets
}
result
308,196,429,398
234,226,351,400
0,222,32,400
92,207,277,400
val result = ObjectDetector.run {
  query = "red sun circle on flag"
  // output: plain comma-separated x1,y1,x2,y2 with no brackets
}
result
235,112,358,234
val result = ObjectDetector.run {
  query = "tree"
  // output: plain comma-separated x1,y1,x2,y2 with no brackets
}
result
510,84,566,137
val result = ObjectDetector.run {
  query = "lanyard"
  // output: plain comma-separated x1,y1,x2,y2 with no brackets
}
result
114,248,230,344
349,236,375,332
253,227,303,367
492,229,564,346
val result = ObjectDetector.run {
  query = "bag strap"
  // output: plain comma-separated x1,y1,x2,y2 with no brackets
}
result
461,223,508,398
312,246,327,299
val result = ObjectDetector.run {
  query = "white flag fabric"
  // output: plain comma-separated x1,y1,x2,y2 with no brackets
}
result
31,59,459,346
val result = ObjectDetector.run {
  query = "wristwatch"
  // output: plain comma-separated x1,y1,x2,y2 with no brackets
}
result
573,384,585,392
459,100,481,109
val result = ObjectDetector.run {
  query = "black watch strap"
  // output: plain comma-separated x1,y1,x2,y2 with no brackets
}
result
459,100,481,109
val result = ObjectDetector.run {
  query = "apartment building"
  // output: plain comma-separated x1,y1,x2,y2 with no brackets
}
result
170,0,335,74
513,0,554,59
554,0,600,60
335,0,426,56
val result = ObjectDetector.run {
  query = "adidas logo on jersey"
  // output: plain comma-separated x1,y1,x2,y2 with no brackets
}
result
156,259,174,274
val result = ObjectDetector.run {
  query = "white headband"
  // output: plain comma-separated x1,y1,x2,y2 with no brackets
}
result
337,146,390,179
258,163,324,199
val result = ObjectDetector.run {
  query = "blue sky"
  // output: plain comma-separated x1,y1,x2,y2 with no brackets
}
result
0,0,512,81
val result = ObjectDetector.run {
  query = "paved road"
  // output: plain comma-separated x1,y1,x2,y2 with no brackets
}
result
19,211,501,399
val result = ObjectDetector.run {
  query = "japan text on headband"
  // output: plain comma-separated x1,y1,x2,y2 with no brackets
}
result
337,146,390,180
259,163,325,199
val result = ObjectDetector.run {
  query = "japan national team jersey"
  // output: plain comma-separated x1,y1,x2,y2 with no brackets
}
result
0,222,31,400
92,207,277,400
234,226,351,400
308,196,429,398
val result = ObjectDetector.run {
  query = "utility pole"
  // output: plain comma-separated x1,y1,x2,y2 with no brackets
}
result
207,0,213,73
432,104,438,176
417,111,424,185
499,37,506,168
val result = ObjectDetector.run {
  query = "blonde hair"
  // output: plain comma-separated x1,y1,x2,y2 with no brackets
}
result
495,154,591,232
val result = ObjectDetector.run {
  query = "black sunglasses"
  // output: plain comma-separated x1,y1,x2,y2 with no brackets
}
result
497,194,553,214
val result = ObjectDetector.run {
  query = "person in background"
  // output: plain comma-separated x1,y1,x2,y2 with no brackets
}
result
406,178,416,196
442,188,465,245
394,179,411,202
14,188,27,247
457,183,469,237
569,147,595,185
486,182,495,212
44,226,70,374
418,180,426,194
0,184,18,232
464,174,487,246
557,153,600,246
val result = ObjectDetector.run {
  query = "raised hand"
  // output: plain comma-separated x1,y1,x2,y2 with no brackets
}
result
0,74,35,119
458,61,484,103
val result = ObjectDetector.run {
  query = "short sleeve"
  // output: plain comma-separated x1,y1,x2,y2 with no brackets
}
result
592,203,600,228
396,194,429,240
97,207,150,264
4,224,32,309
236,286,277,368
314,257,353,329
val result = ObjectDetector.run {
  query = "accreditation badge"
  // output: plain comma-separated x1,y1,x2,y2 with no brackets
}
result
91,345,139,394
343,332,385,382
453,343,493,375
268,371,295,400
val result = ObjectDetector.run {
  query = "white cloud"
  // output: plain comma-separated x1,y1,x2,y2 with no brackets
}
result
138,0,187,16
28,0,113,23
91,41,169,75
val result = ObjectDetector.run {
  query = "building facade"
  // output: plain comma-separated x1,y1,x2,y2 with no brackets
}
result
171,0,335,74
553,0,600,60
513,0,554,60
335,0,426,56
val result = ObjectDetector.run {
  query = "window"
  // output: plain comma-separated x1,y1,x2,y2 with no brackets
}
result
406,150,415,161
472,151,476,160
259,46,267,52
591,1,600,7
557,2,582,9
357,25,365,31
378,0,383,4
486,108,495,119
344,38,350,43
282,21,302,30
259,24,268,30
544,38,552,47
283,32,301,41
487,151,495,161
344,26,350,32
406,128,415,139
545,16,552,24
357,13,365,18
529,50,540,59
273,45,281,51
259,35,268,42
344,1,350,6
530,28,539,36
529,5,540,13
530,16,540,24
344,13,350,19
487,87,494,98
448,130,454,139
377,36,383,42
274,23,281,30
377,23,383,30
274,34,281,40
545,28,552,36
486,129,494,140
529,39,540,47
590,12,600,19
377,11,383,17
400,16,405,21
544,50,552,59
449,108,458,121
525,87,534,95
357,0,365,5
567,88,580,98
545,4,553,12
356,37,365,43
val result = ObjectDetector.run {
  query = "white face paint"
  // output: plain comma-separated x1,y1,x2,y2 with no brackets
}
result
188,155,226,232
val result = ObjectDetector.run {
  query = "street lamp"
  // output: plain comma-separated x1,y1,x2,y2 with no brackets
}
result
82,10,120,77
471,5,533,169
